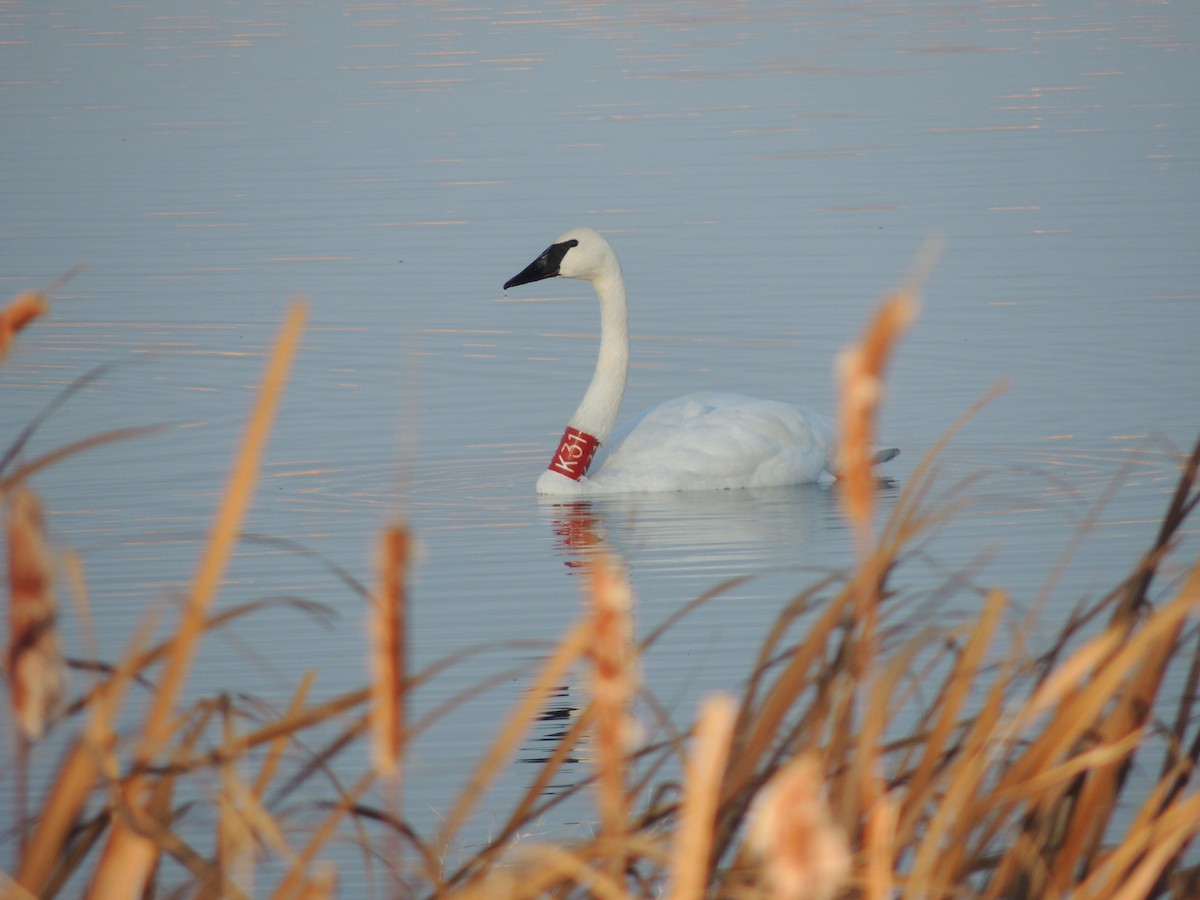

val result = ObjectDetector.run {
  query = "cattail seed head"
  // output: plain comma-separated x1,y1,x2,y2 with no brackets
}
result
836,290,918,533
747,755,850,900
0,291,48,362
369,524,409,779
6,486,67,742
587,551,638,834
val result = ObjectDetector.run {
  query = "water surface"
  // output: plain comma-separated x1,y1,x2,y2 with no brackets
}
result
2,0,1198,880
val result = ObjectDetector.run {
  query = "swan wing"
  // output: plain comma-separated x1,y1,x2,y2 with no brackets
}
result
586,392,833,493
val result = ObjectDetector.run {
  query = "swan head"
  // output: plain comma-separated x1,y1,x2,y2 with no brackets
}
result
503,227,617,290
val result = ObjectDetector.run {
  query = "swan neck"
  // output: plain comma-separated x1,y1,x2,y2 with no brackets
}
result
567,267,629,445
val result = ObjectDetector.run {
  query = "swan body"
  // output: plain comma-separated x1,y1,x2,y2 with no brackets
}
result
502,227,889,496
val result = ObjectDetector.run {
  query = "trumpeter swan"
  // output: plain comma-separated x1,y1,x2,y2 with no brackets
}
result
503,227,896,495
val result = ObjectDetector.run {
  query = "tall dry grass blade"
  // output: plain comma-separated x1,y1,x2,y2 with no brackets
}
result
434,620,592,877
457,842,629,900
1036,436,1200,884
587,550,638,847
369,523,409,780
87,301,307,899
139,299,307,762
1076,789,1200,900
905,647,1017,896
95,698,228,899
1113,431,1200,623
253,670,318,797
220,773,298,871
0,359,123,480
863,790,897,900
877,379,1008,558
271,772,372,900
984,562,1200,896
445,702,599,893
217,698,256,898
1002,569,1198,793
14,737,100,893
746,755,850,900
726,586,854,798
5,485,67,742
0,424,168,494
1054,555,1200,886
666,693,738,900
898,588,1006,842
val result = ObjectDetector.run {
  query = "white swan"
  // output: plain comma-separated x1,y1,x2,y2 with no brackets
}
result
503,227,896,495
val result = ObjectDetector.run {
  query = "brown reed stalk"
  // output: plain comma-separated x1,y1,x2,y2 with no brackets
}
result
140,299,308,760
444,703,599,892
14,737,101,893
724,585,854,799
666,693,738,900
993,558,1200,896
832,263,923,866
84,800,160,900
369,523,409,780
1041,447,1200,887
1076,787,1200,898
456,842,628,900
434,620,592,882
897,587,1006,844
863,790,897,900
217,697,256,898
5,485,67,743
587,550,638,858
746,754,850,900
253,670,318,797
87,300,307,897
272,771,374,900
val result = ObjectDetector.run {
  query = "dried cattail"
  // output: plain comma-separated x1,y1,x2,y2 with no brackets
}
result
747,755,850,900
587,550,638,837
0,291,48,363
835,289,919,536
295,863,338,899
5,486,67,741
667,693,738,900
369,524,409,779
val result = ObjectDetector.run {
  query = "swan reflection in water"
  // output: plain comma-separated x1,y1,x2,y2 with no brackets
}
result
515,484,858,794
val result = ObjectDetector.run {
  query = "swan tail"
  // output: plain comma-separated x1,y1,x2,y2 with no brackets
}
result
872,447,900,466
828,447,899,481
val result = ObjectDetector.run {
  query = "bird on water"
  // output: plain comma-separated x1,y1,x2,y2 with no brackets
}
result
503,227,897,495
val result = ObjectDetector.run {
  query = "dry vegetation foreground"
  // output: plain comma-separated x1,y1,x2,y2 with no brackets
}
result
3,275,1200,898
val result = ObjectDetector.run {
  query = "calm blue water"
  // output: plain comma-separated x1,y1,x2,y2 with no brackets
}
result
3,0,1199,888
